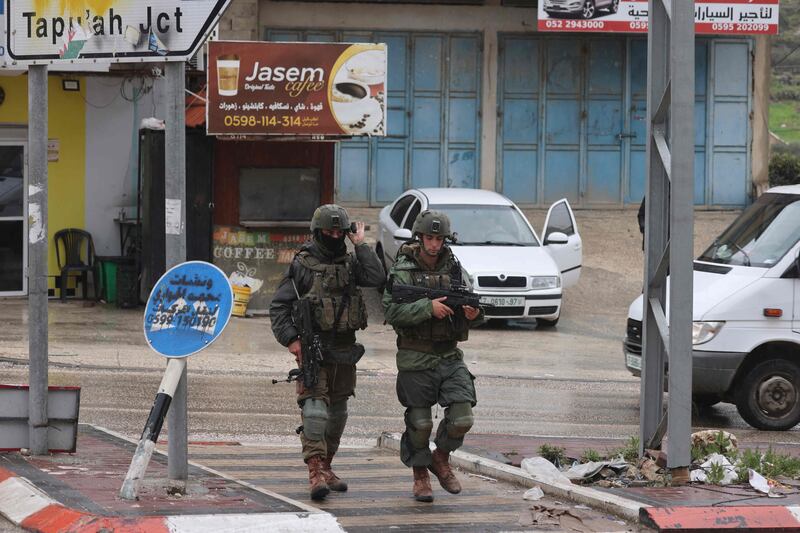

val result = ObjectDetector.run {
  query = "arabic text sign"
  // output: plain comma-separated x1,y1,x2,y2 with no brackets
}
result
207,41,387,137
144,261,233,358
5,0,231,65
538,0,779,34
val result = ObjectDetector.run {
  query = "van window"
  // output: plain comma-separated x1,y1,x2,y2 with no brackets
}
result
698,193,800,267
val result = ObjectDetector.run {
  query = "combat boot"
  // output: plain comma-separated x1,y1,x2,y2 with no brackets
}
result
307,456,330,501
321,454,348,492
429,448,461,494
412,466,433,502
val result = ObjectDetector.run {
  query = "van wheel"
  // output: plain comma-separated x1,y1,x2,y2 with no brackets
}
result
609,0,619,14
735,358,800,430
581,0,596,19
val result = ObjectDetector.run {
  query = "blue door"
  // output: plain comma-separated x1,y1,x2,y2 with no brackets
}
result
498,34,751,207
265,29,482,206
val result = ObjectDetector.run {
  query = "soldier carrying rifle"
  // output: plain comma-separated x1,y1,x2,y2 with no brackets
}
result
382,210,483,502
270,204,384,501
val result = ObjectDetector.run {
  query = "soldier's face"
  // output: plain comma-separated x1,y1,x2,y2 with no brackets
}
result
322,229,345,239
421,234,445,257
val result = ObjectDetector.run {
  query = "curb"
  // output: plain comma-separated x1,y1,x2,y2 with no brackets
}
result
0,428,346,533
640,506,800,531
377,432,647,523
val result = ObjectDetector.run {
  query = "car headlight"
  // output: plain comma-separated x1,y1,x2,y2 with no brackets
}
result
530,276,560,289
692,321,724,345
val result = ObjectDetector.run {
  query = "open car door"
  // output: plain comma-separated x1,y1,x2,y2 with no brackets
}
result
542,199,582,288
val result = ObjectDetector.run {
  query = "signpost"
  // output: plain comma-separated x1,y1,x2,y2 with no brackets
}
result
120,261,233,500
537,0,779,34
5,0,231,65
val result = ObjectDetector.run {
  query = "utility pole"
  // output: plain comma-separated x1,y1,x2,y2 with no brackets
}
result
165,60,189,482
28,64,49,456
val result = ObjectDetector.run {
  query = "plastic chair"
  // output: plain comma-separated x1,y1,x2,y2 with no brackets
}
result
54,229,100,301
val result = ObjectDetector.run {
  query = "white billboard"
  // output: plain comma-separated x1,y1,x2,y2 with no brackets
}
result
5,0,231,66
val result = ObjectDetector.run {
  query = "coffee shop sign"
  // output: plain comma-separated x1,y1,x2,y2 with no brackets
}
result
5,0,231,65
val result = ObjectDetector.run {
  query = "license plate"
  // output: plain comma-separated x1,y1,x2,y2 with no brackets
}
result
626,352,642,371
480,296,524,307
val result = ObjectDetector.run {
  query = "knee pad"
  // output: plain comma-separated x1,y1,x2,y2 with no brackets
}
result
302,398,328,441
406,407,433,448
327,400,349,436
446,402,474,439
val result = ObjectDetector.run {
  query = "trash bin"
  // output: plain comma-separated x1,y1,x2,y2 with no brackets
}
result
95,256,125,304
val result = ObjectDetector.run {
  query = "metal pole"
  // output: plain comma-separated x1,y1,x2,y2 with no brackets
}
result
165,61,188,481
666,0,695,470
120,358,185,499
28,64,49,456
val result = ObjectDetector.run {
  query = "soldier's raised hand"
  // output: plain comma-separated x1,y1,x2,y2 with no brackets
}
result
347,221,366,246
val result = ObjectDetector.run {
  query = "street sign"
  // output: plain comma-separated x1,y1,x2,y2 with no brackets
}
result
5,0,231,66
143,261,233,358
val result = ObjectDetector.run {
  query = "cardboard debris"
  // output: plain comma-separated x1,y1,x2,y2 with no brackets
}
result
520,502,628,532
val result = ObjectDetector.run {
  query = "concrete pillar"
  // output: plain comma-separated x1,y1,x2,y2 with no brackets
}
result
751,35,771,198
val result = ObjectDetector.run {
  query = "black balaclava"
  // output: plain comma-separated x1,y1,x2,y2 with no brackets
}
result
314,230,347,257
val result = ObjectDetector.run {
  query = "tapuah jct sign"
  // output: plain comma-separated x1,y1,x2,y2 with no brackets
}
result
538,0,779,35
5,0,231,65
207,40,387,137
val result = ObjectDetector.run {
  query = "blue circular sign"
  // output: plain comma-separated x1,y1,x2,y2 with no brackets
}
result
143,261,234,358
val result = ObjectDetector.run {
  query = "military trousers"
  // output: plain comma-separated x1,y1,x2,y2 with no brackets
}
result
396,357,477,467
297,361,357,462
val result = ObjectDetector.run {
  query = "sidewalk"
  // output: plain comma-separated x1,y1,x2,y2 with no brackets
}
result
455,433,800,531
0,425,340,532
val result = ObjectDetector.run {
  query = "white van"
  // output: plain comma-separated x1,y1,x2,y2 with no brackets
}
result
623,185,800,430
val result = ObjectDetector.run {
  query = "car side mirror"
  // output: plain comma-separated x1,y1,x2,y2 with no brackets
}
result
545,231,569,245
393,228,413,240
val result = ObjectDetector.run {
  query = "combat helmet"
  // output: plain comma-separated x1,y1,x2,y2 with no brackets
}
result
310,204,351,232
412,210,453,239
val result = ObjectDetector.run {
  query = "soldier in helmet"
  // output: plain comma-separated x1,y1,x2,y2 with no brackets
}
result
270,204,384,501
382,210,482,502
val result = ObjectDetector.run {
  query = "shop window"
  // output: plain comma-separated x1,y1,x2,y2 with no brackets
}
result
239,167,321,226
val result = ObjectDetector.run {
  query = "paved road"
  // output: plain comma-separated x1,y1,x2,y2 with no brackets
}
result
4,208,793,449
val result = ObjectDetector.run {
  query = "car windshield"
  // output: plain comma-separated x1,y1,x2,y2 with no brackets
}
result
698,193,800,267
429,204,539,246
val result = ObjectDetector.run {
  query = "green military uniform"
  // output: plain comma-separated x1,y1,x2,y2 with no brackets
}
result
270,205,384,464
382,241,480,467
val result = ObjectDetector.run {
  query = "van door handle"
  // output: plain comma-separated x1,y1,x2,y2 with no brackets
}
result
617,132,636,141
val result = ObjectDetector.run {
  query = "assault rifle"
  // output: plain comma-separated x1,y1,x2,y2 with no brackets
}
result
390,282,489,311
272,298,324,389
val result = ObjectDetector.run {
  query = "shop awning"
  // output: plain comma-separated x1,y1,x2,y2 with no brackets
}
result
186,87,206,128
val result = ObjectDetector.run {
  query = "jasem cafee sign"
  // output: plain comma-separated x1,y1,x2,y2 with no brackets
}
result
207,40,387,137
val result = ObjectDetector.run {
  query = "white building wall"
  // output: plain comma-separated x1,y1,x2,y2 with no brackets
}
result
84,76,166,256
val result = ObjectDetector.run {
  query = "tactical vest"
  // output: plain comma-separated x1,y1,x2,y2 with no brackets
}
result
395,245,469,352
295,251,368,333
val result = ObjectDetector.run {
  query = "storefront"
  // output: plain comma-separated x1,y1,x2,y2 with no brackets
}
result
217,0,772,208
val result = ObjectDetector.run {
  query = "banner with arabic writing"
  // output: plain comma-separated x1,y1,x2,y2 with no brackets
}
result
207,41,387,137
538,0,778,35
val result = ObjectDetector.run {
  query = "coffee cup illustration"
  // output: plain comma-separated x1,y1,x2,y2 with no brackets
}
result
217,54,240,96
332,79,372,127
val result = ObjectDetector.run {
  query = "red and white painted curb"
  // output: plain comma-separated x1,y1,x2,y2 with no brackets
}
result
641,506,800,531
0,466,344,532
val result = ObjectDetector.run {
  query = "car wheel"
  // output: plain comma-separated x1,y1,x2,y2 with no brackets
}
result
609,0,619,14
537,316,560,328
735,358,800,430
581,0,596,19
693,394,721,409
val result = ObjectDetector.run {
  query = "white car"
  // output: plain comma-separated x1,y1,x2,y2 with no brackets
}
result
377,188,582,325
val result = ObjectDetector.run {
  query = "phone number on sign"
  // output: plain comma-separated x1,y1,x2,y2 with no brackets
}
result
709,22,771,32
223,115,305,128
146,312,217,329
544,19,605,30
